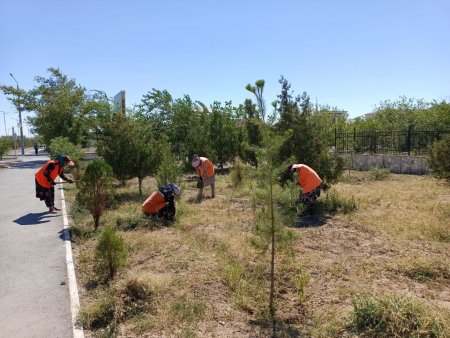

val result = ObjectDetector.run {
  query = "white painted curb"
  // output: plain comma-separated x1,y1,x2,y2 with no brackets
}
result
60,184,85,338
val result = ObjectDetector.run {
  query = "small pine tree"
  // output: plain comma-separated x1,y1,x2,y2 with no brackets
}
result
251,130,298,335
0,138,11,160
95,226,127,280
76,159,114,231
427,135,450,182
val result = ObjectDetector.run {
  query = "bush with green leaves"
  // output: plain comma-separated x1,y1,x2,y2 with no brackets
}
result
76,159,114,230
95,226,127,281
351,293,448,337
0,137,11,160
427,134,450,182
49,136,85,163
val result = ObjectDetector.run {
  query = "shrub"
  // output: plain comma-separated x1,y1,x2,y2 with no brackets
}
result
0,137,11,160
95,226,127,280
231,157,247,187
350,293,448,337
369,168,390,181
428,135,450,182
76,159,114,230
49,136,85,163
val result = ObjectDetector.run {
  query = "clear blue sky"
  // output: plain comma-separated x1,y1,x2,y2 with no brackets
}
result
1,0,449,136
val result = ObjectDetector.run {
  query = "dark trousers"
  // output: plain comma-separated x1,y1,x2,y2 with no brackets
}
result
35,179,55,208
155,203,176,221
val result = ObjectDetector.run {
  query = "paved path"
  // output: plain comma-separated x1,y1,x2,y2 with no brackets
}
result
0,152,76,338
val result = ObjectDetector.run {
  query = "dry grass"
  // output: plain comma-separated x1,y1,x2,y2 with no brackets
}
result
64,170,450,337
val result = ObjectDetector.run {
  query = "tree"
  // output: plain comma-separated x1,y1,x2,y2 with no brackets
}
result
76,159,114,231
95,226,127,280
246,80,266,122
25,68,87,145
48,137,86,162
251,130,297,335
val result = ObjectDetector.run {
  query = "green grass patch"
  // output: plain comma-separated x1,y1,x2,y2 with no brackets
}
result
350,293,448,337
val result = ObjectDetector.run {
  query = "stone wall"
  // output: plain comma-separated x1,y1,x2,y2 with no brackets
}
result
342,154,429,175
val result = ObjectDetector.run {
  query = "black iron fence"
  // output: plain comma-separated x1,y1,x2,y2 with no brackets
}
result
335,127,450,155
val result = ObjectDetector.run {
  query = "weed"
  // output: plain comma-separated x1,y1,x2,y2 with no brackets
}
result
318,188,357,214
368,168,390,181
77,292,115,329
350,293,448,337
292,269,310,303
169,295,206,325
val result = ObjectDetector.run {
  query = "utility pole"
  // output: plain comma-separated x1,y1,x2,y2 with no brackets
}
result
9,73,25,156
1,111,7,136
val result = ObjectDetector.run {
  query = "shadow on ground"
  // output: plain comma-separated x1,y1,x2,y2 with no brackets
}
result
13,212,59,225
11,159,47,170
293,214,329,228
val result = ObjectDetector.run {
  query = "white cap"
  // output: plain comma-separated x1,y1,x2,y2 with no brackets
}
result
192,156,200,168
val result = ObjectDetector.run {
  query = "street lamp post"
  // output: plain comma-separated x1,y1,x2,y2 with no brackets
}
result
9,73,25,156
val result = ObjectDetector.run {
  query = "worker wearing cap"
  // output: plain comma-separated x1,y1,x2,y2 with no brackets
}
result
191,155,215,201
142,183,181,221
288,164,322,210
35,155,75,213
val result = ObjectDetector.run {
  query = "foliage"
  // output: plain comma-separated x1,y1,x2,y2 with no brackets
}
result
274,76,343,184
230,157,248,187
97,112,161,194
76,159,114,230
246,80,266,122
350,293,448,337
95,226,127,280
155,138,182,188
427,135,450,182
26,68,87,145
48,136,86,162
0,137,11,160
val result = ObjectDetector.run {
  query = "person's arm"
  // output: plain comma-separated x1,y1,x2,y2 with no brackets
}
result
59,170,74,183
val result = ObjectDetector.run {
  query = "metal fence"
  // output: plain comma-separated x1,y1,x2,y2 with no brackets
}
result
335,127,450,155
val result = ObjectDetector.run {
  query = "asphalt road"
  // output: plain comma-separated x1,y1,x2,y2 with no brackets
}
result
0,152,73,338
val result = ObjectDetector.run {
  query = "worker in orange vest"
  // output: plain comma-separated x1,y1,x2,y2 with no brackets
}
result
35,155,75,213
288,164,322,210
142,184,181,221
191,155,215,201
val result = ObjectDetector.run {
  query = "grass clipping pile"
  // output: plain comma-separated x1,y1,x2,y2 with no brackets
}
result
65,170,450,337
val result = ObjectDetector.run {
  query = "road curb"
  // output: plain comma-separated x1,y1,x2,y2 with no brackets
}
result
60,183,84,338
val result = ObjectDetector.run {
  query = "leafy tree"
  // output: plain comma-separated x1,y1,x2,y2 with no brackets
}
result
427,135,450,182
95,226,127,280
49,136,86,163
25,68,87,145
208,101,239,166
76,159,114,231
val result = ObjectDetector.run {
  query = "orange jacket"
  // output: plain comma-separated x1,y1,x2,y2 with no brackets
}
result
142,191,167,216
35,160,63,189
292,164,322,193
195,157,215,178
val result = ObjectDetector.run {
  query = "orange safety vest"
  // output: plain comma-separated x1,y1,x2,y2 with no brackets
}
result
292,164,322,193
195,157,215,178
35,160,63,189
142,191,167,216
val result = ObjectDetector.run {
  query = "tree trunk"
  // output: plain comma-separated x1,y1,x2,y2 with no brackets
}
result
138,176,143,196
269,172,276,337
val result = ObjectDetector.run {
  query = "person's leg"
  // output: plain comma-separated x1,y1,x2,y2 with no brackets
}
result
197,187,203,202
211,183,215,198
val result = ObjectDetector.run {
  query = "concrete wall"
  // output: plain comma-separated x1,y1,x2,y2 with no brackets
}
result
342,154,429,175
